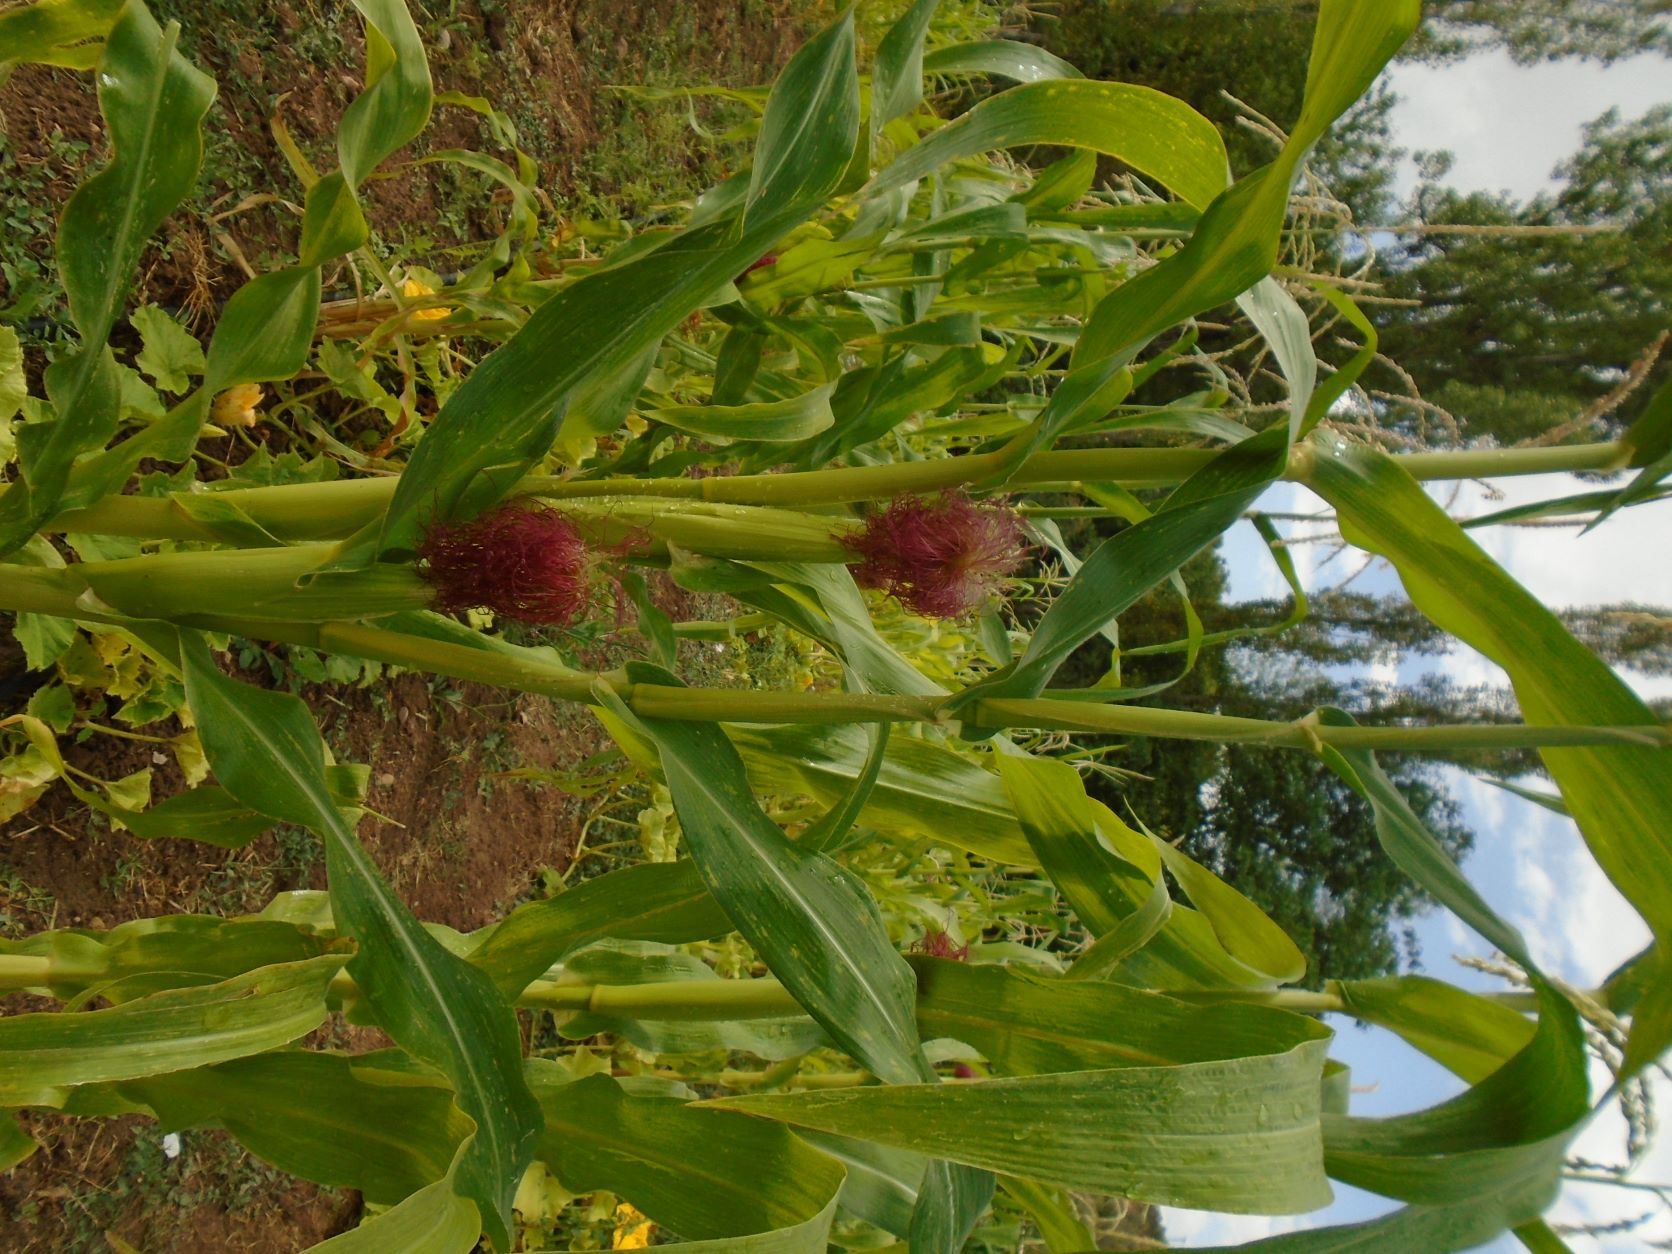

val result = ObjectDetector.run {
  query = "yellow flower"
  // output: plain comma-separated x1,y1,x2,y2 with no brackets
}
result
623,412,649,437
611,1202,654,1249
400,277,451,321
210,383,263,428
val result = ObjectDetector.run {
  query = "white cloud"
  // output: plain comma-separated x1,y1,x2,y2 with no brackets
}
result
1161,1208,1313,1246
1381,51,1672,203
1550,1063,1672,1250
1444,476,1672,611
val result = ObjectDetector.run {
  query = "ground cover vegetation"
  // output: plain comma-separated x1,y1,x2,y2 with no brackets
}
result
1,0,1670,1251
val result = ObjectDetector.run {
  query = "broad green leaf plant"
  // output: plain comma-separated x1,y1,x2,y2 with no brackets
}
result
3,0,1670,1250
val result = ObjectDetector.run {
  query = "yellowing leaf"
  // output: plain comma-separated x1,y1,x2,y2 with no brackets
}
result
90,631,145,700
171,729,209,786
0,746,57,823
611,1202,655,1249
104,767,153,816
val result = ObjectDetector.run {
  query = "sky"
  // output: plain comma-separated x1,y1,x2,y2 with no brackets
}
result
1161,42,1672,1254
1382,51,1672,202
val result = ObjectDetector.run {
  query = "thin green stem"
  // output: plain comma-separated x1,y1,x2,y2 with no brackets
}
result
671,612,773,639
0,955,52,987
74,722,171,745
519,976,803,1020
43,441,1631,541
4,575,1664,754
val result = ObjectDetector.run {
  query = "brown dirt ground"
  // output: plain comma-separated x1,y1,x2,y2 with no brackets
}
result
0,667,620,1252
0,0,813,1247
0,0,812,323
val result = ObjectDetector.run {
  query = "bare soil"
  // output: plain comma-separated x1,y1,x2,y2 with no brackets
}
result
0,669,617,1251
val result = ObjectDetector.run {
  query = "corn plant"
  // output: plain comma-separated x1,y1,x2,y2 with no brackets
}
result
2,0,1671,1250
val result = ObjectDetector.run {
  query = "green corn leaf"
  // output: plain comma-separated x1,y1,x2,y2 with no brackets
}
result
870,80,1227,211
1514,1219,1577,1253
1152,833,1308,986
711,325,768,404
1303,281,1378,432
126,1051,471,1206
0,0,216,550
1,912,336,1004
165,492,284,547
1312,712,1539,976
535,1070,845,1241
468,859,732,1000
870,0,938,134
797,1132,924,1236
910,1160,995,1254
875,311,983,347
919,39,1082,84
555,940,825,1060
729,722,1032,865
1236,277,1317,443
911,957,1329,1075
1464,487,1669,530
1585,376,1672,533
949,428,1287,712
644,1195,841,1253
114,786,278,848
69,0,431,491
745,13,858,222
797,720,888,853
0,0,124,68
179,631,539,1251
308,1143,481,1254
1330,976,1535,1084
713,560,941,697
596,664,932,1087
646,381,837,443
376,14,860,558
0,1113,37,1171
998,0,1417,473
1179,1173,1559,1253
203,267,325,392
0,955,339,1106
998,1177,1094,1253
1323,988,1588,1209
996,711,1303,989
337,0,433,184
0,327,22,426
55,3,212,345
712,1037,1334,1215
297,0,432,267
1621,374,1672,468
1305,439,1672,1072
1482,777,1570,816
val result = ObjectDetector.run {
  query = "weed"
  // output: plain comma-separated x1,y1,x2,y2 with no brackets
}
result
0,869,55,937
0,131,89,343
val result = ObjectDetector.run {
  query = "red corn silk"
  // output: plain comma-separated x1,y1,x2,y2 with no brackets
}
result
734,253,778,284
845,492,1027,619
418,504,592,626
913,928,971,962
